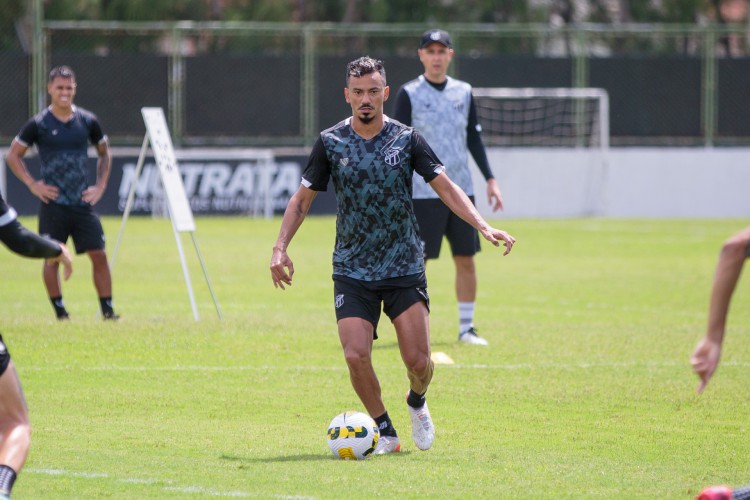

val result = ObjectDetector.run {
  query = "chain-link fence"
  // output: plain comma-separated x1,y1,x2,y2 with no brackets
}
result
2,21,750,147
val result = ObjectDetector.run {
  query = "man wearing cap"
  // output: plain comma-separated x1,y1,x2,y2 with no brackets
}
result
392,29,505,346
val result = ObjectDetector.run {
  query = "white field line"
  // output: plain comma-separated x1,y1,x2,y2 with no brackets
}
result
18,360,750,372
27,468,318,499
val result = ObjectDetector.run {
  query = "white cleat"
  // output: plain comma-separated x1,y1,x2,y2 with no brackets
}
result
408,400,435,451
459,327,489,346
374,434,401,455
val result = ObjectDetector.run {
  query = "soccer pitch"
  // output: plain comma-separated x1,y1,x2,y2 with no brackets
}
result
1,216,748,498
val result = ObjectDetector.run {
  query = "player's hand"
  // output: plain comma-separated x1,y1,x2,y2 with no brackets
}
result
47,242,73,281
29,180,59,204
486,179,504,212
270,247,294,290
691,336,722,393
82,185,104,205
481,227,516,256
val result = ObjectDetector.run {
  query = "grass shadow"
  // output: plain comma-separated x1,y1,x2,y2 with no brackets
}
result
220,450,413,463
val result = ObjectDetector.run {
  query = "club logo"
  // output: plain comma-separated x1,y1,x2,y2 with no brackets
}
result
383,147,401,166
335,294,345,308
339,158,349,168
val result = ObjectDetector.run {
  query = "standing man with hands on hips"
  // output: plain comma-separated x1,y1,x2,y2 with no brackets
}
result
5,65,119,321
270,56,515,455
392,29,504,346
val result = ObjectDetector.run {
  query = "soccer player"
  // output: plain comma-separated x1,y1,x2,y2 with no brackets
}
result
270,56,515,454
691,225,750,392
0,192,72,499
5,65,118,321
392,29,504,346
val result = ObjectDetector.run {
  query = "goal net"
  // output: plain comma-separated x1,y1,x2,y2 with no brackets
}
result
472,87,609,149
471,88,610,216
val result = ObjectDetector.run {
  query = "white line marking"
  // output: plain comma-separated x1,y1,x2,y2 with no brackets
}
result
27,468,319,499
18,360,750,372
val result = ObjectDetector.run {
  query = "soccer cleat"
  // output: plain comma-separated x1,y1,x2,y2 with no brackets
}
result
103,311,120,321
56,312,70,321
374,434,401,455
696,486,733,500
459,327,488,346
408,399,435,450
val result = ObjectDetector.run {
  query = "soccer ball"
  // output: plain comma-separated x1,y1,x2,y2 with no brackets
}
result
326,411,379,460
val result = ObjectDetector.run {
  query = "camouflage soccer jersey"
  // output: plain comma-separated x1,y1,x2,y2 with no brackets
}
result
302,117,444,281
15,106,106,207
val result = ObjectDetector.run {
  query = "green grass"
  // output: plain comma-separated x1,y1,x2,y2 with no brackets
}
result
1,216,749,498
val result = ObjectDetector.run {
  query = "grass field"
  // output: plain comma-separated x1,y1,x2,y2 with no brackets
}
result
1,216,749,499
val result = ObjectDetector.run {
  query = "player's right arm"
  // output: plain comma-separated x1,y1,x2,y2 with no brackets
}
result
5,138,59,204
270,185,317,290
271,137,329,290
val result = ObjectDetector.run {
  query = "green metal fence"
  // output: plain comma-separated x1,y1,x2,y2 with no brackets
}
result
2,20,749,147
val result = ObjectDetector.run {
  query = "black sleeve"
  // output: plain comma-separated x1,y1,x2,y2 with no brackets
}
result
16,118,38,146
301,137,331,191
411,131,445,183
391,87,413,126
0,220,62,259
467,95,494,181
87,113,106,145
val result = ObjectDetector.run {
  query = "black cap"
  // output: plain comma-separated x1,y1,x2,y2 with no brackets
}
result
420,29,452,49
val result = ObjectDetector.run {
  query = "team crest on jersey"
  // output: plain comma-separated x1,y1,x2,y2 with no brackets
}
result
335,294,345,308
452,100,464,112
383,147,401,166
339,158,349,168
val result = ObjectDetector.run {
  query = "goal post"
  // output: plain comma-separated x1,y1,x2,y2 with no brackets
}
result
472,87,610,215
472,87,609,149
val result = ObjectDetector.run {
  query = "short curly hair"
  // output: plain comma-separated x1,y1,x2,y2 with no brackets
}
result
345,56,386,86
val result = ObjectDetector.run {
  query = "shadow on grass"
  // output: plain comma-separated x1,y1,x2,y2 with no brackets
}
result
220,451,412,463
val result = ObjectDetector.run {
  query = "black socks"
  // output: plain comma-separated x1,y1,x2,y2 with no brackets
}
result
407,389,426,409
50,296,69,319
374,411,397,437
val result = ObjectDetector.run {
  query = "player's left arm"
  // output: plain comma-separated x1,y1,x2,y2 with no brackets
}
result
82,118,111,206
390,87,412,125
467,94,503,211
429,172,515,256
0,220,73,280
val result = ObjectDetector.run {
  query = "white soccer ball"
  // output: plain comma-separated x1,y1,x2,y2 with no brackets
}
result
326,411,379,460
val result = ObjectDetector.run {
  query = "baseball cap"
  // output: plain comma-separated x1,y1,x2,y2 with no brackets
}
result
420,29,452,49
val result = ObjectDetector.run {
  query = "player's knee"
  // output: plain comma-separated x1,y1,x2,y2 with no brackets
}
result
454,256,475,273
405,352,431,375
342,348,371,371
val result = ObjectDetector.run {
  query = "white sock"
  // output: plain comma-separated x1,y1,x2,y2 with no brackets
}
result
458,302,475,335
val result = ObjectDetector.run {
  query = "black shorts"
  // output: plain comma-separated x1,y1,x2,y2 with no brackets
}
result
413,197,480,260
332,273,429,339
39,202,105,255
0,335,11,378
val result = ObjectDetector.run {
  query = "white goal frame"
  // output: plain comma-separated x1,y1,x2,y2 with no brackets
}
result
472,87,610,215
472,87,609,149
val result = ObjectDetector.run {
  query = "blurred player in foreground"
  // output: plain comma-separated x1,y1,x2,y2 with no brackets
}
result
697,484,750,499
5,65,117,321
690,226,750,392
270,56,515,454
392,29,504,346
0,193,72,498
